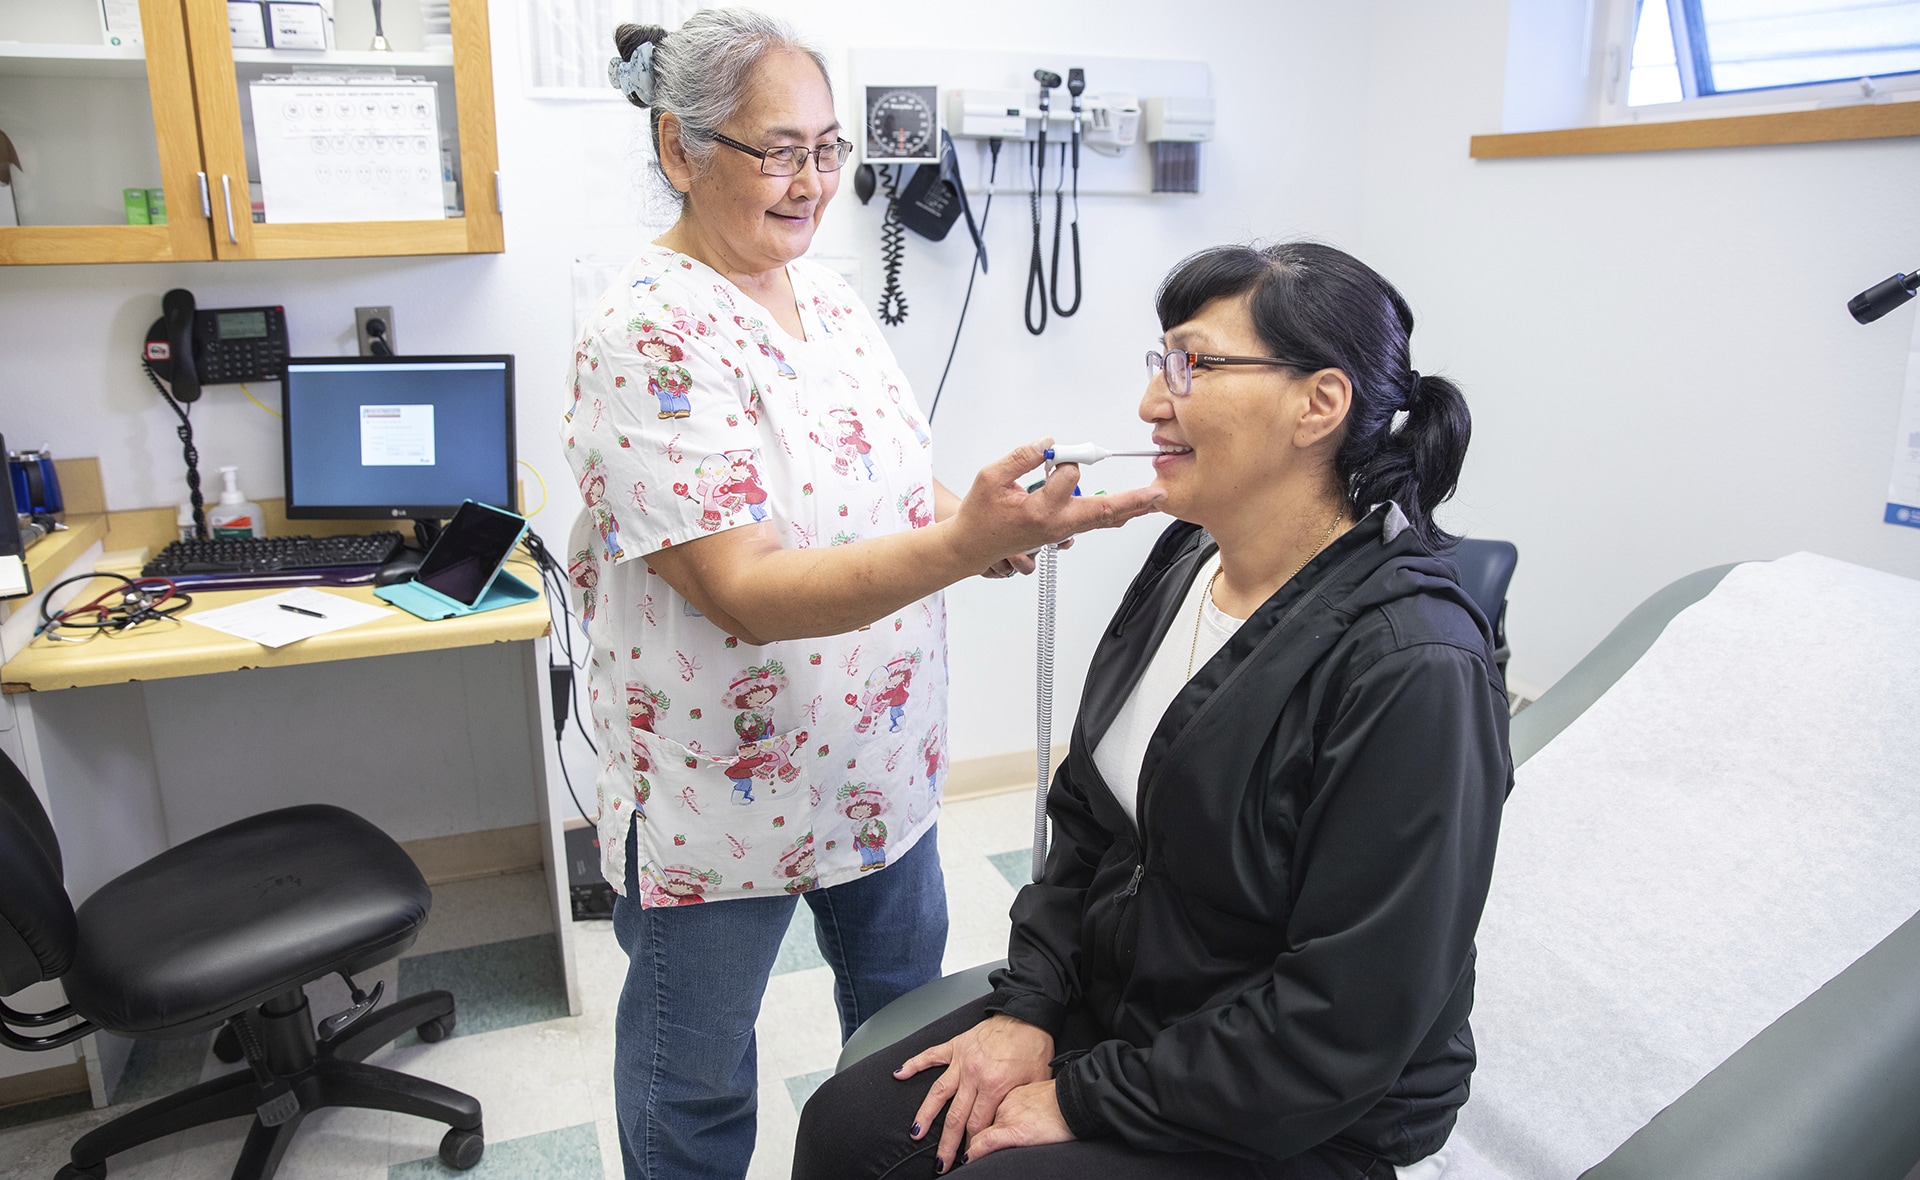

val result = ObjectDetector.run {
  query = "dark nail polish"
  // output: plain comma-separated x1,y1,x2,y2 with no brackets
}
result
962,1153,971,1165
934,1159,947,1175
911,1123,921,1137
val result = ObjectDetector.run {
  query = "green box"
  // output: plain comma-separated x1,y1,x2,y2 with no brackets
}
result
123,187,150,225
146,187,167,225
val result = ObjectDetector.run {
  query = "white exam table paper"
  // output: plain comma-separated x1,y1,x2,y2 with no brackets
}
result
1450,553,1920,1180
184,587,395,648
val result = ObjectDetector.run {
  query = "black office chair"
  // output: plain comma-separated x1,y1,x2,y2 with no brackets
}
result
0,749,484,1179
1450,537,1517,677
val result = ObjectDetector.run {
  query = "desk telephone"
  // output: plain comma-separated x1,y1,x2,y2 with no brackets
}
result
142,288,289,404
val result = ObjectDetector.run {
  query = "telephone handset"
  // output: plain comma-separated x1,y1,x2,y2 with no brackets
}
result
142,288,289,403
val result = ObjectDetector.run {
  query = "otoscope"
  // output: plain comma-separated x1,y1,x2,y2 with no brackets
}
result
1026,70,1063,337
1024,442,1161,879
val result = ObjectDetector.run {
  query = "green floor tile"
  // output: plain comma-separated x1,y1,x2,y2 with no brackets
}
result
0,1089,92,1131
397,933,568,1041
774,903,827,975
390,1121,601,1179
112,1030,212,1106
987,849,1032,891
783,1066,835,1114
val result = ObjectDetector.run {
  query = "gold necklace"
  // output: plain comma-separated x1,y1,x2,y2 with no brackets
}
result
1188,511,1344,679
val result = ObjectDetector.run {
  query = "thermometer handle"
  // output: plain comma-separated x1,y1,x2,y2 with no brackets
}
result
1044,443,1111,465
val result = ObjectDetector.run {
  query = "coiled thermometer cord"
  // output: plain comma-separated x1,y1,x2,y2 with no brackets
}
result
1028,444,1161,880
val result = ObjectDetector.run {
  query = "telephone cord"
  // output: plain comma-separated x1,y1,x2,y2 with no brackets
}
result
143,360,207,539
1049,141,1083,318
1031,541,1058,881
929,138,1003,421
1025,138,1050,336
877,166,909,326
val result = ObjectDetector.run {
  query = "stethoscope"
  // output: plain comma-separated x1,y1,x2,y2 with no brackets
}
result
1024,69,1085,337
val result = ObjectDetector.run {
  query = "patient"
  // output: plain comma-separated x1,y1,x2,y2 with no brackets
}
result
792,242,1512,1180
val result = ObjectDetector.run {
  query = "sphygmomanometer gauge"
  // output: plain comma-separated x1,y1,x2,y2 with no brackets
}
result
864,85,940,165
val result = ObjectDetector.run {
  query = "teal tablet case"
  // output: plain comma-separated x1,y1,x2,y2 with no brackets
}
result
375,568,539,620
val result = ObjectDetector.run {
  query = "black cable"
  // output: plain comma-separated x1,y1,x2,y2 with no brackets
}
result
1050,140,1082,318
1024,139,1049,336
142,360,206,539
520,529,598,828
929,139,1003,422
877,166,909,326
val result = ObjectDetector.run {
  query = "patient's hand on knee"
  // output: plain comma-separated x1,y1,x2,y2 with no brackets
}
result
959,1080,1074,1165
895,1014,1054,1173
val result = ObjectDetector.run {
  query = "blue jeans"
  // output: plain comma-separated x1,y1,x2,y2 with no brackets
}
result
612,817,948,1180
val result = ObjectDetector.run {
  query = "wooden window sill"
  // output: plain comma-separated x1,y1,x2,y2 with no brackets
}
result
1470,101,1920,159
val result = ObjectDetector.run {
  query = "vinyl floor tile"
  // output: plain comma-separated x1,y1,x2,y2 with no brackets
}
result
987,848,1032,892
396,933,568,1042
389,1120,601,1179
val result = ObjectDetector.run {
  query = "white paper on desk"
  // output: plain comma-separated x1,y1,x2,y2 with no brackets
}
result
184,588,394,648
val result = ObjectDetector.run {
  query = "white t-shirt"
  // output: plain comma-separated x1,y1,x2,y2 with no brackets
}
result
1089,547,1451,1180
1092,552,1240,824
562,243,947,906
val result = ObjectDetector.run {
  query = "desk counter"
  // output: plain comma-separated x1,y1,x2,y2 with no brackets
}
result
2,564,552,693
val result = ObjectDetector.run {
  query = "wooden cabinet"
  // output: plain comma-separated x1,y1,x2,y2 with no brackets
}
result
0,0,501,266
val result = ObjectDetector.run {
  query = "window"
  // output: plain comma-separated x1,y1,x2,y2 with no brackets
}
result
1625,0,1920,110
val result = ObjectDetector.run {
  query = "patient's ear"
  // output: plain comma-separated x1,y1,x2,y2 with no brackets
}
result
1294,368,1351,450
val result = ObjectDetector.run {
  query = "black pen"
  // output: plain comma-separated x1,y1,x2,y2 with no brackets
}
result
278,603,326,619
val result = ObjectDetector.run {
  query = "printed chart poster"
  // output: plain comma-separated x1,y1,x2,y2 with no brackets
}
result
250,77,445,223
361,404,436,466
1888,309,1920,529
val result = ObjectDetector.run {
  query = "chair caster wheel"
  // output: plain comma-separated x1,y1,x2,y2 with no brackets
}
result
56,1162,107,1179
212,1024,244,1064
417,1012,456,1043
439,1125,484,1170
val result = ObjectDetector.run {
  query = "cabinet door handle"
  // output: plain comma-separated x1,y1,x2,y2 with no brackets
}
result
197,172,211,218
221,175,238,244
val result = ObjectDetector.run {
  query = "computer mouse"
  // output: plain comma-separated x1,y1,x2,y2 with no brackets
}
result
374,550,425,587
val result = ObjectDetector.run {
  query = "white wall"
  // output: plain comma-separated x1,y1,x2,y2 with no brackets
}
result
22,0,1910,768
0,0,1374,775
1361,0,1920,696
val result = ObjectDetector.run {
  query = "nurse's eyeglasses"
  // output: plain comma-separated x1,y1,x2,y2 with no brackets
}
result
708,132,855,176
1146,349,1298,397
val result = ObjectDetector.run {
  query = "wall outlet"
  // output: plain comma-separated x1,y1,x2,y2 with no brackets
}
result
354,305,395,356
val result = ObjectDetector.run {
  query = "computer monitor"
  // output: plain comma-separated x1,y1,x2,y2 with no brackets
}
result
282,355,516,522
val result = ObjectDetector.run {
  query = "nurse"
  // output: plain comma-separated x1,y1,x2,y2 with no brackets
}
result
560,9,1164,1180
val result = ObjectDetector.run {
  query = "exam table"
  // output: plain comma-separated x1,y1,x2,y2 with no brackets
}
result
836,556,1920,1180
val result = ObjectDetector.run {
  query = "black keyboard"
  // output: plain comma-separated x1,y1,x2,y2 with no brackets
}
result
144,532,404,576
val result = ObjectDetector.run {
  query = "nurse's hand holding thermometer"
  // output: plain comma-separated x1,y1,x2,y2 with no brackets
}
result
981,442,1167,575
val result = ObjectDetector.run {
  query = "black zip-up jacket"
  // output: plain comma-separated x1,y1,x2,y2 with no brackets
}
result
987,506,1512,1166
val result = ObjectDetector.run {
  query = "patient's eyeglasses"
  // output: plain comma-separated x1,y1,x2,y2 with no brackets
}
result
708,131,855,176
1146,349,1298,397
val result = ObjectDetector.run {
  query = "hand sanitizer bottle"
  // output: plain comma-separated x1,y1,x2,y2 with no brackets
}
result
207,466,265,539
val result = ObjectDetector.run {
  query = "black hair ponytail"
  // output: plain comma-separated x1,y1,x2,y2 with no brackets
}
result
1342,370,1471,549
1155,240,1472,549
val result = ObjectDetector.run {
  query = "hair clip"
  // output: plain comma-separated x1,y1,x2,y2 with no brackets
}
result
608,41,656,104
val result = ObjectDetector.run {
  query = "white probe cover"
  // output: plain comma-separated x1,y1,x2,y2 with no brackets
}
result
1045,443,1110,465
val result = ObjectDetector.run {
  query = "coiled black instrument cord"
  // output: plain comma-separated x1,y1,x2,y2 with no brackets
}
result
877,165,909,326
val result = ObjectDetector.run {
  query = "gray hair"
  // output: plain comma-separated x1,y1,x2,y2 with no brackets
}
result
613,8,832,203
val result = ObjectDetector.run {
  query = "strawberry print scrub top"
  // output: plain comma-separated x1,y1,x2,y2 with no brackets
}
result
562,243,949,908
